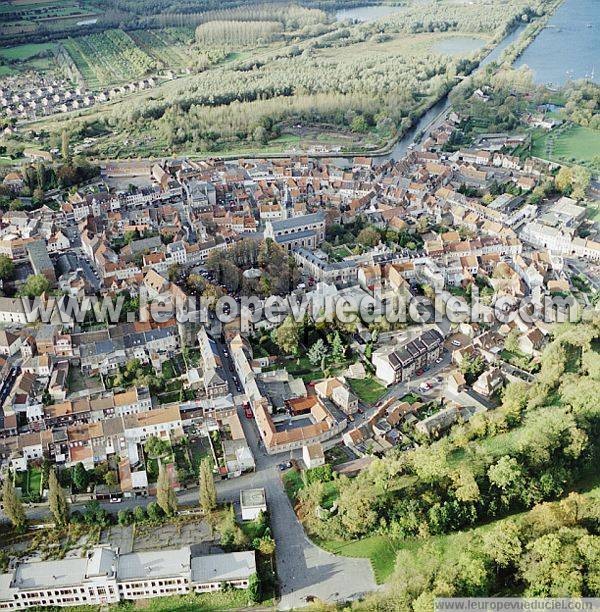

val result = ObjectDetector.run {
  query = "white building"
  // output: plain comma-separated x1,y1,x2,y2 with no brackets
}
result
240,487,267,521
303,442,325,469
0,547,256,610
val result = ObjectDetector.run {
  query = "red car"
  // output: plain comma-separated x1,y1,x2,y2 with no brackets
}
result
244,406,254,419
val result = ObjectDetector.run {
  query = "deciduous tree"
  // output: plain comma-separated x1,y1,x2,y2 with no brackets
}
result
273,315,300,355
199,458,217,514
156,462,177,517
2,472,26,532
48,468,69,527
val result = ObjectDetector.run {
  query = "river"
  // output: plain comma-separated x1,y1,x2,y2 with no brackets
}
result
382,24,527,161
347,0,597,162
514,0,598,85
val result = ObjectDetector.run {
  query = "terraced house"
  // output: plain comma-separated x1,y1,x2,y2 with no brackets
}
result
372,329,444,386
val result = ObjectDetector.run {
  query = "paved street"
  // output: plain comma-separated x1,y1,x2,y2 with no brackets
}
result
4,338,376,608
213,341,377,608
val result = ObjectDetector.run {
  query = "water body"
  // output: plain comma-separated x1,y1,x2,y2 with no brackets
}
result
514,0,599,85
335,4,404,22
383,24,527,161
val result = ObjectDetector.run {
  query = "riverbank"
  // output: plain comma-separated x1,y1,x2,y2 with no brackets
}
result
0,0,569,169
143,0,568,165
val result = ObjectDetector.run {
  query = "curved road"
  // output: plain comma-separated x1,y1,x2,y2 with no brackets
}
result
214,342,377,609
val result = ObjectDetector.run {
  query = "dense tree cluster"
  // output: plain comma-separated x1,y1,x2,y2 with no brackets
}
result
449,65,536,137
562,81,600,130
195,20,283,46
357,491,600,608
375,0,551,36
205,238,300,295
297,318,600,564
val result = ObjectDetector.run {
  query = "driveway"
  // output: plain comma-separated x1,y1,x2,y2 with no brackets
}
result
268,474,376,609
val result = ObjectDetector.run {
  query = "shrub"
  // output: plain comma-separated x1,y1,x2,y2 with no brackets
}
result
147,501,163,521
118,509,133,526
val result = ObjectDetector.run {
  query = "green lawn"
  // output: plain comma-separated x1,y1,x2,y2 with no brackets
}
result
161,359,176,379
0,42,56,61
330,244,353,261
27,468,42,496
14,468,42,497
65,589,254,611
282,468,306,503
348,376,386,405
531,124,600,166
317,535,399,584
284,355,325,384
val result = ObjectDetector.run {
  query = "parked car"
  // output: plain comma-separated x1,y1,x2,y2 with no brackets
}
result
244,406,253,419
451,340,461,347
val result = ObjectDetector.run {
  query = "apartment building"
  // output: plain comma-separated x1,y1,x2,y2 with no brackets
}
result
372,329,444,385
0,547,255,610
293,248,358,286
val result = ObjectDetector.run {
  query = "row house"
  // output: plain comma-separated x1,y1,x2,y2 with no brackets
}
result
372,328,444,386
122,405,184,445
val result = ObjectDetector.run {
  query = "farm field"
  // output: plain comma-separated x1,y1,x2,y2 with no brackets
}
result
61,30,158,90
0,42,56,61
128,28,195,68
0,41,58,75
0,0,100,44
531,123,600,166
60,28,197,90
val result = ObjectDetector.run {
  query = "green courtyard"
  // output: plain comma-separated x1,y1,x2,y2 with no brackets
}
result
348,376,386,405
